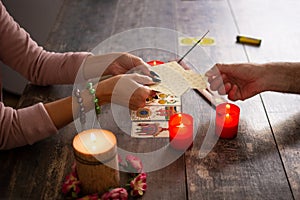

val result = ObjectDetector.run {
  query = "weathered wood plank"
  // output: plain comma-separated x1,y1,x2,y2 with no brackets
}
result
45,0,119,52
0,0,187,199
107,1,187,200
0,0,120,199
230,0,300,198
0,84,76,199
262,93,300,198
1,0,297,199
176,0,293,199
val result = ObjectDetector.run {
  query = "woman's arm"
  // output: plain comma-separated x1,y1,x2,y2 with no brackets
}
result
0,73,153,150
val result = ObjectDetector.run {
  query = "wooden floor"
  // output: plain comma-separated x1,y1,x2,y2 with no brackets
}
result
1,0,300,199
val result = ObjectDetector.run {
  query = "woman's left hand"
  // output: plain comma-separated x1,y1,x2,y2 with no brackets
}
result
83,52,151,79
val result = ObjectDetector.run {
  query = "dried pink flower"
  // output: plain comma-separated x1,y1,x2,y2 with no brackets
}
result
130,173,147,197
101,187,128,200
125,155,143,173
77,193,99,200
62,171,81,198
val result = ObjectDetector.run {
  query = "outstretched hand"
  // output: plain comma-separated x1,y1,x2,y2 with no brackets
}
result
205,63,266,101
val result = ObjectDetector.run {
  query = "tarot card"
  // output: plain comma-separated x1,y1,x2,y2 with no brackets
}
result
131,121,169,138
131,105,181,121
146,92,181,106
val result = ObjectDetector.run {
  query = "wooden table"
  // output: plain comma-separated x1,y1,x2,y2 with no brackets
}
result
1,0,300,199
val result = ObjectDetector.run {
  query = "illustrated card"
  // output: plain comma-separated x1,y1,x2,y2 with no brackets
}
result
131,121,169,138
130,105,181,121
146,92,181,106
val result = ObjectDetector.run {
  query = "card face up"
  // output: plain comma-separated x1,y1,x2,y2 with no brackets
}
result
131,121,169,138
130,94,182,138
130,105,181,121
149,61,207,96
130,61,209,138
145,92,181,106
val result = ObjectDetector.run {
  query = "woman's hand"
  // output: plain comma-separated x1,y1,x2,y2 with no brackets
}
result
96,73,155,110
83,52,151,79
105,52,150,76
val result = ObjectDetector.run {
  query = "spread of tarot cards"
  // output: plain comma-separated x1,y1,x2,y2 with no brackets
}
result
130,61,209,138
130,92,182,138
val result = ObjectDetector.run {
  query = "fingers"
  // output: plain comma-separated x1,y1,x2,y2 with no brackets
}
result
208,74,224,91
205,63,222,77
224,82,232,94
228,84,240,101
126,73,157,86
132,55,148,67
129,86,152,110
130,54,152,76
108,73,155,110
123,73,161,85
207,64,234,96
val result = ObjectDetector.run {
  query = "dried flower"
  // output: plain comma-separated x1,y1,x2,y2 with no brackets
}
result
62,158,147,199
101,187,128,200
130,173,147,197
77,193,99,200
125,155,143,173
62,168,81,198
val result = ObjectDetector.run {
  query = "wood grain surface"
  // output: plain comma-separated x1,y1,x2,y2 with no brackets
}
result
0,0,299,199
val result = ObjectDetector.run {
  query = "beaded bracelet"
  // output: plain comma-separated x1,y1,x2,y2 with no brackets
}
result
74,88,86,126
74,82,101,130
86,82,101,115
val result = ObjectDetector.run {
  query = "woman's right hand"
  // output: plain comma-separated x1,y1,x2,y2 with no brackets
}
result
96,73,155,110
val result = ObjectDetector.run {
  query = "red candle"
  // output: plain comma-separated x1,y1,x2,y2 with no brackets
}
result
169,113,193,150
147,60,164,66
215,103,240,139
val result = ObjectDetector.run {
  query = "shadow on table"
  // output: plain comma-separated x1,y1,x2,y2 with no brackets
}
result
187,112,300,169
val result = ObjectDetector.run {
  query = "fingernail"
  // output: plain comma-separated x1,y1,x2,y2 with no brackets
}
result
150,71,160,77
152,77,161,83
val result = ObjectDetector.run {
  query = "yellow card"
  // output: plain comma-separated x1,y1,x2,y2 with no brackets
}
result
149,61,207,96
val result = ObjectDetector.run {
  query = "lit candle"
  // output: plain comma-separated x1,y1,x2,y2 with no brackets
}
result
215,103,240,139
147,60,165,66
73,129,120,194
169,113,193,150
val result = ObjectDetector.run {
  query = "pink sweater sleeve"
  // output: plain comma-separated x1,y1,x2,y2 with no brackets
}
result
0,102,58,149
0,1,91,149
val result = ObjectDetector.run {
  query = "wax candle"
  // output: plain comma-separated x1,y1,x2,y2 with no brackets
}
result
147,60,164,66
73,129,120,194
169,113,193,150
215,103,240,139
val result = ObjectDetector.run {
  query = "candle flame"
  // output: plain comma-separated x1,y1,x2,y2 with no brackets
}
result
153,61,156,66
178,113,183,124
226,104,230,109
225,113,230,118
90,133,96,142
